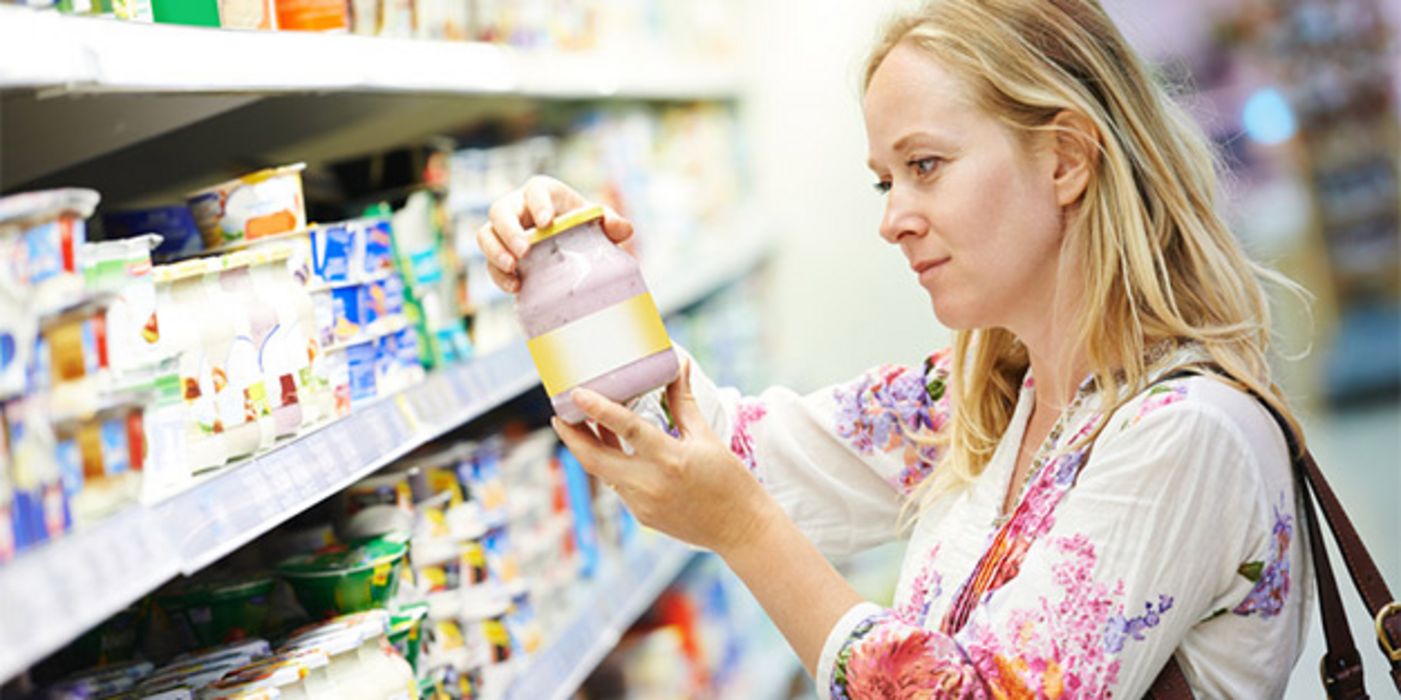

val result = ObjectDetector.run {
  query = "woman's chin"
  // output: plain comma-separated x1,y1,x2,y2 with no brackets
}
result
928,296,971,331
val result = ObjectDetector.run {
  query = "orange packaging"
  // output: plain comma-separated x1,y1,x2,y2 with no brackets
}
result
276,0,349,31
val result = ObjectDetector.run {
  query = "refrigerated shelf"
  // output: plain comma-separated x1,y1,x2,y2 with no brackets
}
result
0,230,772,683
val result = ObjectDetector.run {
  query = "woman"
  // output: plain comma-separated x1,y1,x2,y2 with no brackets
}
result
478,0,1308,696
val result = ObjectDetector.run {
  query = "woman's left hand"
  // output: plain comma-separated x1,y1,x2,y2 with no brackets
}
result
551,361,778,556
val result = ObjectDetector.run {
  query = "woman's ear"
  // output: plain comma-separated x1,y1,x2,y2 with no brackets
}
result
1049,110,1100,207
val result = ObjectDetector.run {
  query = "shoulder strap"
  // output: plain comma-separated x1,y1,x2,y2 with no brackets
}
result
1144,367,1401,699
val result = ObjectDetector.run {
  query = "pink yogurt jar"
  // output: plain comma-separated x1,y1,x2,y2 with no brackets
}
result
515,205,678,424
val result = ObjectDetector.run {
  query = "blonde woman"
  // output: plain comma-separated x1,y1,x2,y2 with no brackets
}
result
478,0,1307,696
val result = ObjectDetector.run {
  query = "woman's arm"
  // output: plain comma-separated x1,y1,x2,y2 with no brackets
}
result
553,362,865,674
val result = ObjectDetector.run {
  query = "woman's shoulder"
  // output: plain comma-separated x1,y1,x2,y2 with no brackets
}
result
1099,369,1293,484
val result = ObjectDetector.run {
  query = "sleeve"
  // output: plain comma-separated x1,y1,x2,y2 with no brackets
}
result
817,384,1294,700
681,345,954,559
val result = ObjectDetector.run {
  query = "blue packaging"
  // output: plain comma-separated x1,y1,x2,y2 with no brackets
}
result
102,207,202,258
311,223,356,285
346,341,377,404
362,219,394,277
557,446,600,579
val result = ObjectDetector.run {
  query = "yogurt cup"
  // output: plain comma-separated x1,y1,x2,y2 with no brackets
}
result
0,188,99,304
514,205,678,423
186,164,306,249
280,610,414,700
158,574,276,648
46,659,154,699
277,534,408,618
335,471,415,542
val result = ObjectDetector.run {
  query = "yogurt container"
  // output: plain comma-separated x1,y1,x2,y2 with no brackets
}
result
186,164,306,249
46,659,154,699
0,188,99,312
200,649,324,700
335,471,414,542
514,205,677,423
153,259,225,472
277,534,408,618
158,574,276,648
279,610,414,700
386,602,429,675
80,235,163,380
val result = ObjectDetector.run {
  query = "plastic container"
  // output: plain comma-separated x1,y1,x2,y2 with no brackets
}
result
0,188,99,307
81,235,163,380
218,0,276,29
102,206,204,259
335,471,415,541
46,659,154,699
275,0,348,31
280,611,414,700
386,603,429,675
277,535,408,618
158,574,275,647
153,259,225,473
246,245,309,436
197,260,260,460
200,649,325,700
514,205,677,423
186,164,307,249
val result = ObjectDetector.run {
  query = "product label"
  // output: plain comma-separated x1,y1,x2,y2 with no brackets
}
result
526,292,671,398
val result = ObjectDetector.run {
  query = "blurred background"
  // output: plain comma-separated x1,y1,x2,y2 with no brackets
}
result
0,0,1394,698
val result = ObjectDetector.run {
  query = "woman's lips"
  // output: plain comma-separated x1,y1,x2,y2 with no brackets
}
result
911,257,950,277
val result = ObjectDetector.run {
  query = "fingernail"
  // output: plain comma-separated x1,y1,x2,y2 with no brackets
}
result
511,236,529,256
497,253,514,271
549,417,563,432
571,388,597,408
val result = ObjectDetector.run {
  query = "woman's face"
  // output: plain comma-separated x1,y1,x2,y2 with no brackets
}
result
863,42,1069,333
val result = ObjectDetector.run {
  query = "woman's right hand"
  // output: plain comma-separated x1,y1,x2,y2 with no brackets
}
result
478,175,635,294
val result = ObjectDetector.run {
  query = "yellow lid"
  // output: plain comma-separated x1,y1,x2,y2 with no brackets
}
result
525,205,605,245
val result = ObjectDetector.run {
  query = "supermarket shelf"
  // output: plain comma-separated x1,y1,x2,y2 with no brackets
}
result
0,230,773,683
0,6,740,99
503,537,696,700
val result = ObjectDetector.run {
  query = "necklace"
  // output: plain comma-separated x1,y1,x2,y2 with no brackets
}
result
992,376,1099,528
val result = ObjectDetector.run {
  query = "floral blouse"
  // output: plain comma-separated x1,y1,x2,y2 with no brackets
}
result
684,345,1308,698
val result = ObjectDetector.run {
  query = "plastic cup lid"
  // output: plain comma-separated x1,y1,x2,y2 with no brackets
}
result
0,188,100,229
524,205,605,245
276,535,407,578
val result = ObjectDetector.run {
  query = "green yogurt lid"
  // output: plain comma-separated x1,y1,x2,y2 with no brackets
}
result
276,535,407,577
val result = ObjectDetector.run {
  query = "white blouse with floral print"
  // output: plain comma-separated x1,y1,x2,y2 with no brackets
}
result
684,344,1308,699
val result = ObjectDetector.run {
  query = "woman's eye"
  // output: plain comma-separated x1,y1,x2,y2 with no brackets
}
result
910,157,942,176
873,180,892,195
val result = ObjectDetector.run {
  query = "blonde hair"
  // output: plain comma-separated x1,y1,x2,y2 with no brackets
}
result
864,0,1308,513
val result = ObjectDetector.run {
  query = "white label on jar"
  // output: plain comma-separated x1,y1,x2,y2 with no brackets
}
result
526,292,671,398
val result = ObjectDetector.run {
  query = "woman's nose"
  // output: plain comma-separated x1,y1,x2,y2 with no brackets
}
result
879,191,929,244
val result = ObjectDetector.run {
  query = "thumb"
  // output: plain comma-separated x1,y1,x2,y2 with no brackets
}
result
600,206,634,244
665,359,709,438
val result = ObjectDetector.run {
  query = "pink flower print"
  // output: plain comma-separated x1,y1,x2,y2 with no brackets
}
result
960,534,1173,699
730,398,767,476
896,545,944,625
1125,383,1188,429
834,616,987,700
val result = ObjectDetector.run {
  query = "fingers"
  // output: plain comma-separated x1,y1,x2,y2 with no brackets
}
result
523,178,556,231
664,359,709,438
486,196,531,258
571,388,665,454
476,222,521,291
600,206,635,244
550,417,630,485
